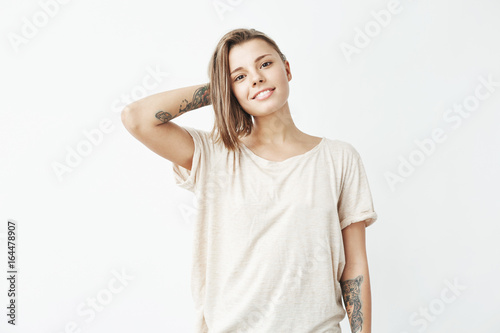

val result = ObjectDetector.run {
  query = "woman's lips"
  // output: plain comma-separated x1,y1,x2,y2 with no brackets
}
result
253,88,275,100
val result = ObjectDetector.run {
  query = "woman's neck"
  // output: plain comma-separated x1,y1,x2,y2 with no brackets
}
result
245,106,308,145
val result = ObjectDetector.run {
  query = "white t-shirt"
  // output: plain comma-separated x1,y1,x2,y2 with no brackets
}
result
172,126,378,333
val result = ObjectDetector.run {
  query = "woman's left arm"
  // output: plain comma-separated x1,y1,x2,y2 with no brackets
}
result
340,220,372,333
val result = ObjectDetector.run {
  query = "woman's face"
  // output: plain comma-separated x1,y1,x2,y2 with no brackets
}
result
228,38,292,117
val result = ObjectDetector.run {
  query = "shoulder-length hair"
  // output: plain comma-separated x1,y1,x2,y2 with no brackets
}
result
207,28,287,155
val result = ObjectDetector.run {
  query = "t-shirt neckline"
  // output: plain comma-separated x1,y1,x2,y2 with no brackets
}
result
240,137,326,166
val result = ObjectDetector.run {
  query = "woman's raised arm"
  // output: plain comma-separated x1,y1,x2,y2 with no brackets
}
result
120,83,211,170
121,83,211,128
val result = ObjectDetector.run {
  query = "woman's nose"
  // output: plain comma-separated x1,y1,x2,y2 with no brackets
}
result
252,77,264,85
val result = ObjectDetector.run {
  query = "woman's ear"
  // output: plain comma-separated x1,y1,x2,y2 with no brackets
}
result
284,61,292,81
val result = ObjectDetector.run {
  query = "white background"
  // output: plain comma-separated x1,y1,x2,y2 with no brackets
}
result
1,0,499,332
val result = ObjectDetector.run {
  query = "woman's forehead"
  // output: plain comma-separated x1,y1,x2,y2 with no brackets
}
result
229,40,276,65
230,39,273,54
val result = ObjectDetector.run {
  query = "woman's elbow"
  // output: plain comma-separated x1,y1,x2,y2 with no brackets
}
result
121,104,140,131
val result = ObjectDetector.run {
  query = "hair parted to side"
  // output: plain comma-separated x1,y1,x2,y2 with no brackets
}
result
207,28,287,155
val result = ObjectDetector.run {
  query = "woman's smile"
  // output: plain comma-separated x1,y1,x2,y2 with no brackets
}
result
253,88,275,100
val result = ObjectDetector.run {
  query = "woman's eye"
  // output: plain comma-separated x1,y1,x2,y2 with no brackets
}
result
234,62,271,82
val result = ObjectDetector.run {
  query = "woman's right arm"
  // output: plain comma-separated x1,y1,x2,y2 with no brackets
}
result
121,83,211,170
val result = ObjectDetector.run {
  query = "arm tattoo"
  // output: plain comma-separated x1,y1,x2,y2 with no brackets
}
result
155,111,174,123
341,275,364,333
155,84,210,124
179,84,211,114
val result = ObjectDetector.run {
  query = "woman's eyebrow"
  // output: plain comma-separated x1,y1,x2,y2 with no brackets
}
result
230,53,272,75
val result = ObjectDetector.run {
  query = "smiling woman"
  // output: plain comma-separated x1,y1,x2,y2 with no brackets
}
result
228,39,290,117
206,29,292,154
121,28,378,333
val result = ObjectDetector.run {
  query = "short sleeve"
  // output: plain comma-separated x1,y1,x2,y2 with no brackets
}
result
172,126,212,193
337,144,378,230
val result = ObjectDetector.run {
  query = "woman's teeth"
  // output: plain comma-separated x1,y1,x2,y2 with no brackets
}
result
256,89,272,98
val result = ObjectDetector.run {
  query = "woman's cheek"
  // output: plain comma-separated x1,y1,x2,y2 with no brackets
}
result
235,88,246,105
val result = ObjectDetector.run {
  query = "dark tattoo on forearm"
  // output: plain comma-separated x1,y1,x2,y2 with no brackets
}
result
179,84,211,114
155,84,210,123
155,111,174,123
341,275,364,333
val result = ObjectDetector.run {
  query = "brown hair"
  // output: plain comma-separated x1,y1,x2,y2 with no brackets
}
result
207,28,287,157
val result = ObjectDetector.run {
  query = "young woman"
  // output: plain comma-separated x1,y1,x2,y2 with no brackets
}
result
122,28,378,333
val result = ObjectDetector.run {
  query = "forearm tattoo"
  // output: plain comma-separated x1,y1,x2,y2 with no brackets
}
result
155,84,210,123
155,111,173,123
341,275,364,333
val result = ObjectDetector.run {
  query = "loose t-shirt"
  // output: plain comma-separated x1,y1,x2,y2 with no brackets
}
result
172,126,378,333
